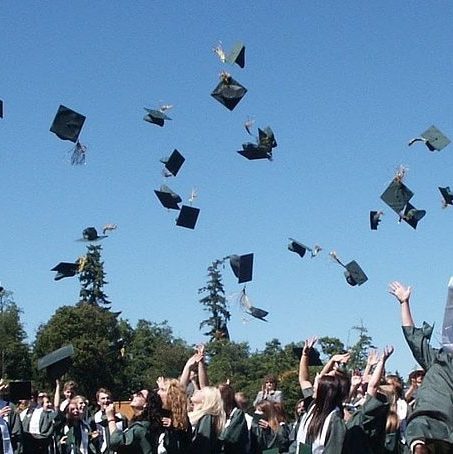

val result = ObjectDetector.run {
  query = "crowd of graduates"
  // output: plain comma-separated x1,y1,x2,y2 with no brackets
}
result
0,281,451,454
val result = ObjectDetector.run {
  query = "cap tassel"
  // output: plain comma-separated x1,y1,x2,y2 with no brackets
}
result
394,165,408,184
102,223,118,235
220,71,231,84
329,251,346,269
70,141,87,165
244,117,255,136
159,103,174,113
77,255,88,273
311,245,322,258
213,42,227,63
188,188,197,205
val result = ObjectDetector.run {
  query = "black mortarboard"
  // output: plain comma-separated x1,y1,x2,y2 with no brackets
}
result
0,100,3,119
408,125,450,152
51,262,79,281
439,186,453,207
154,185,182,210
211,73,247,111
50,105,86,143
400,202,426,229
247,306,268,321
37,345,75,379
229,253,253,283
226,42,245,68
369,211,383,230
380,179,414,214
8,381,32,402
143,108,171,127
161,149,185,177
288,239,321,258
292,347,323,366
176,205,200,229
344,261,368,286
258,127,277,150
80,227,107,242
237,143,272,161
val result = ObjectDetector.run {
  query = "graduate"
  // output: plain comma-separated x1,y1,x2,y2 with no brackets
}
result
389,281,453,453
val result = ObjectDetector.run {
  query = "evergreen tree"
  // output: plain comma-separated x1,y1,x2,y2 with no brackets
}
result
198,259,230,342
78,244,111,307
0,288,31,379
349,321,374,370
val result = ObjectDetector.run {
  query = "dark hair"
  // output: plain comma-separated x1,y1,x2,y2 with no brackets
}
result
273,402,287,424
255,400,279,432
144,389,163,432
263,374,278,386
96,387,112,402
408,369,425,381
386,375,403,398
218,383,236,417
307,375,343,442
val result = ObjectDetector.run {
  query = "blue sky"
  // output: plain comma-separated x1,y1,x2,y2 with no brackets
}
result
2,1,453,377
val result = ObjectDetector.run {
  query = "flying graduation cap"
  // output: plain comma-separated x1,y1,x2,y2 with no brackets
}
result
288,239,322,258
50,105,87,165
211,72,247,111
239,287,268,322
0,100,3,118
213,41,246,68
369,211,383,230
439,186,453,208
78,227,108,242
408,125,450,152
143,104,173,127
37,345,75,379
292,346,323,366
229,253,254,284
398,202,426,229
160,149,185,177
238,126,277,161
380,167,414,214
51,261,80,281
154,185,182,210
330,252,368,286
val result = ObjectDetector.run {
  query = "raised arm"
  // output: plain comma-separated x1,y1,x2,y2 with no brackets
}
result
388,281,415,327
367,346,394,397
180,351,203,389
54,378,61,409
299,337,317,390
319,352,351,378
197,344,209,388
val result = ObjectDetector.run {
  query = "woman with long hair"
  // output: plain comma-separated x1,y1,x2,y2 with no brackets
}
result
157,378,192,454
107,389,162,454
188,386,226,454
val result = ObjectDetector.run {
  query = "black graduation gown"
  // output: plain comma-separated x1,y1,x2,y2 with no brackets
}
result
109,420,155,454
219,408,249,454
190,414,220,454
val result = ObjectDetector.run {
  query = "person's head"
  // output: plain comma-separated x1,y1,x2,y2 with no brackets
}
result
66,398,81,422
37,392,48,407
263,374,278,391
273,402,287,424
130,389,149,414
41,396,52,411
255,400,279,431
157,379,188,430
409,370,425,387
96,388,112,410
235,391,248,411
218,383,236,417
143,389,163,430
189,386,226,434
63,381,78,400
386,374,403,399
294,399,305,419
73,395,88,414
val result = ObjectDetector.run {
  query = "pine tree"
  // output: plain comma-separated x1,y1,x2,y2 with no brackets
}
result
78,244,111,307
198,259,230,342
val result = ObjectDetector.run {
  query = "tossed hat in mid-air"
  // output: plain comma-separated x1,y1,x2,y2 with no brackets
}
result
408,125,450,152
369,211,384,230
0,100,3,118
78,227,107,242
380,166,414,214
176,205,200,229
160,149,185,177
439,186,453,208
38,345,75,379
238,126,277,161
288,239,322,258
398,202,426,230
229,253,254,284
211,72,247,111
143,104,173,127
154,185,182,210
213,41,246,68
51,261,81,281
292,346,323,366
239,287,268,322
50,105,87,165
330,251,368,286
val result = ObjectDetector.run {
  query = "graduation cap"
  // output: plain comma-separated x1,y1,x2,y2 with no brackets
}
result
380,177,414,214
237,126,277,161
330,252,368,286
369,211,383,230
51,262,80,281
176,205,200,229
143,107,172,127
211,72,247,111
8,381,32,402
50,105,87,165
214,41,246,68
155,185,182,210
229,253,253,284
239,287,268,322
79,227,107,242
288,239,322,258
408,125,450,152
37,345,75,379
439,187,453,207
0,100,3,119
292,347,323,366
161,149,185,177
399,202,426,229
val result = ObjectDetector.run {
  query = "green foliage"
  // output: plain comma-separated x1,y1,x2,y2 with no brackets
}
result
33,303,124,398
198,259,230,342
349,322,373,370
318,336,346,357
78,244,111,307
0,290,31,379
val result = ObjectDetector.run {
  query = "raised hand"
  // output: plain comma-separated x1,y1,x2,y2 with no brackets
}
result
303,336,318,354
388,281,411,304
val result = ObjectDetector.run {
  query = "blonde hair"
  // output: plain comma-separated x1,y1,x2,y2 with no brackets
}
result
164,379,189,431
189,386,226,434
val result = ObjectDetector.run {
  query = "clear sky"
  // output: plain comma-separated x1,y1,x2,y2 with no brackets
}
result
2,1,453,377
